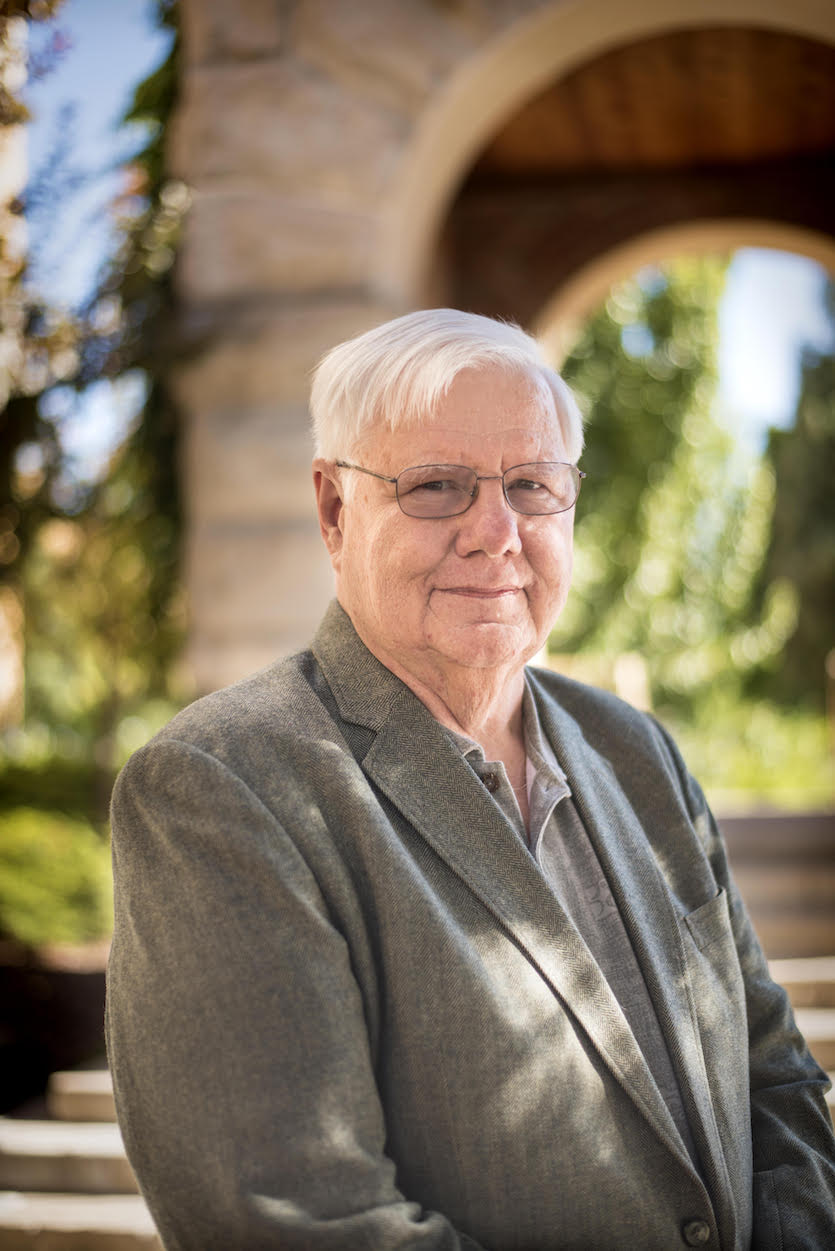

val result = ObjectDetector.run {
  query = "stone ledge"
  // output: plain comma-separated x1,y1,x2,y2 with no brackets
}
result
769,956,835,1007
793,1009,835,1071
47,1074,115,1126
0,1191,160,1250
0,1122,136,1195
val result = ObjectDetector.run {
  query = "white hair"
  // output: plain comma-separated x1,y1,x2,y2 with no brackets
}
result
310,308,584,463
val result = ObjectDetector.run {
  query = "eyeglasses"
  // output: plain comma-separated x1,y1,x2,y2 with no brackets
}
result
335,460,586,519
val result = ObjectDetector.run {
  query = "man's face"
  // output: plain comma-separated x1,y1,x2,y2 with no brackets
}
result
314,364,576,685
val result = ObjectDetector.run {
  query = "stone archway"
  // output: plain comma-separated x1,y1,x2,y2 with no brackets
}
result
381,0,835,306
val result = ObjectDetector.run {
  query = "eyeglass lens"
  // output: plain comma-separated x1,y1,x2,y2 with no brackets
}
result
395,463,580,518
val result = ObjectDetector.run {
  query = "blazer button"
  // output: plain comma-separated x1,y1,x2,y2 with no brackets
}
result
481,771,500,793
681,1219,711,1246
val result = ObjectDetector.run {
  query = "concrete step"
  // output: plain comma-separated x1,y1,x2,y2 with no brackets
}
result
47,1072,115,1124
0,1192,160,1250
769,955,835,1007
0,1122,137,1195
721,811,835,959
793,1008,835,1072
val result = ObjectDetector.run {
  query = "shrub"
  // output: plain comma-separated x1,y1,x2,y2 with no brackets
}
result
660,697,834,813
0,807,113,947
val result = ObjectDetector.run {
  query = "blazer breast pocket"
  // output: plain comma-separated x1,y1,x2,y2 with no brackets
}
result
683,887,734,953
680,887,747,1037
680,886,752,1170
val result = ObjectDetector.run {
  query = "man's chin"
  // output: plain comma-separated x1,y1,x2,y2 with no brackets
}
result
431,619,535,670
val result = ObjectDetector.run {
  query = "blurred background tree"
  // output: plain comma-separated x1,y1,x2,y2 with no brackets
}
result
754,279,835,709
555,256,834,809
1,0,183,947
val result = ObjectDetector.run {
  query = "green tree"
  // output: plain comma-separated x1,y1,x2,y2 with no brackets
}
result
554,256,796,715
1,0,185,823
557,258,725,651
755,282,835,709
1,2,73,596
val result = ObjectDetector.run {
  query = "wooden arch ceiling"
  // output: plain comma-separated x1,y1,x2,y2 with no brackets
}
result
444,26,835,324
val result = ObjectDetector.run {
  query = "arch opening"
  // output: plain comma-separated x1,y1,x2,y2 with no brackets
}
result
379,0,835,308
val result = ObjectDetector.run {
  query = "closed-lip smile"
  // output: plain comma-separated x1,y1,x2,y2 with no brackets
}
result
438,586,521,597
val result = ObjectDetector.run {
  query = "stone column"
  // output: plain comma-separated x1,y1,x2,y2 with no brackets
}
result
172,301,388,689
169,1,408,689
169,0,550,690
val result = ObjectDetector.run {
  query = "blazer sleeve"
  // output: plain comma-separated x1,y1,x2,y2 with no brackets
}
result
106,737,485,1251
652,718,835,1248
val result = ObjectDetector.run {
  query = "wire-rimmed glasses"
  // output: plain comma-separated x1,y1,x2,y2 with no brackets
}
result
335,461,586,519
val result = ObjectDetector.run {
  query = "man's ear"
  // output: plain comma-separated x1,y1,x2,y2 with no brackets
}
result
313,459,345,565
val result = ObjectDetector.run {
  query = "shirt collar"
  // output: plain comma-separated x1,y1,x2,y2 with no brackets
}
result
443,677,571,798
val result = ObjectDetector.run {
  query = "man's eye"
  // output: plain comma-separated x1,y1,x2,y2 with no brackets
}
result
411,478,459,493
508,478,545,493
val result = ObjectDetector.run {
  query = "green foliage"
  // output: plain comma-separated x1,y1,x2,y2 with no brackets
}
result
122,0,179,192
754,284,835,709
553,255,832,809
0,757,103,818
20,488,185,780
559,256,724,636
556,257,798,711
662,696,833,814
1,1,185,804
1,3,74,577
0,806,112,946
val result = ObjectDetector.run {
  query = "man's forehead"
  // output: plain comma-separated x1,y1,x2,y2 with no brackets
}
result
360,368,560,447
356,416,564,463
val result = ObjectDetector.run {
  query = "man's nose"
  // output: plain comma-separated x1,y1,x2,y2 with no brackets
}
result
454,476,522,557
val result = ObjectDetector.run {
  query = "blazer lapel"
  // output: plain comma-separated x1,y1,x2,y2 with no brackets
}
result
530,677,736,1230
364,694,702,1174
312,604,708,1179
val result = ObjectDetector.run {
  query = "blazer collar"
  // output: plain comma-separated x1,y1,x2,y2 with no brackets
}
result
313,602,718,1199
312,600,412,732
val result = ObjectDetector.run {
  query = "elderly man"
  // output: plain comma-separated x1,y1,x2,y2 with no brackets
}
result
107,310,835,1250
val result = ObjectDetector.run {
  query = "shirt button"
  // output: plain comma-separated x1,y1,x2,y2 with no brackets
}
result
481,771,500,793
681,1219,711,1246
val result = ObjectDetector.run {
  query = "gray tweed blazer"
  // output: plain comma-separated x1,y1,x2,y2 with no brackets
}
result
106,600,835,1250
